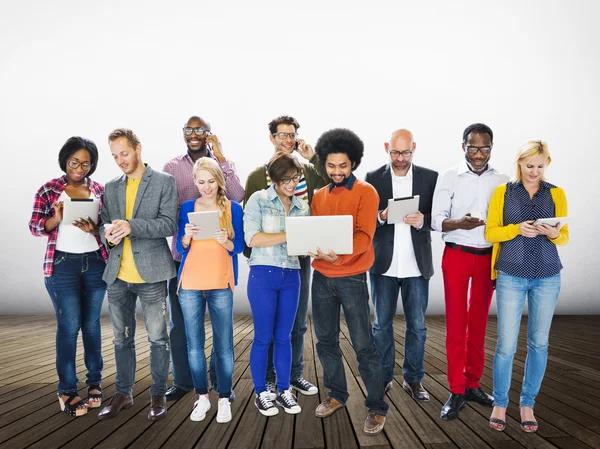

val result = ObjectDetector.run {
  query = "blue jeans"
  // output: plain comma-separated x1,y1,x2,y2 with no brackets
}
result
493,271,561,408
312,271,388,415
266,255,311,383
370,273,429,384
107,279,170,396
248,266,300,393
168,264,218,393
44,250,106,394
178,287,234,397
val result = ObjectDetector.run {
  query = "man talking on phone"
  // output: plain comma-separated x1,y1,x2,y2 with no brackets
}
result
244,115,328,398
163,116,245,402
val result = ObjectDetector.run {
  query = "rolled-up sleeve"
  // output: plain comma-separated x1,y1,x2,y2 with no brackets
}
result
222,159,245,203
431,171,452,232
243,192,262,247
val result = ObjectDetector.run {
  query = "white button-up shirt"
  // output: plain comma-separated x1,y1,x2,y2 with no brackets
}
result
432,162,509,248
381,164,422,278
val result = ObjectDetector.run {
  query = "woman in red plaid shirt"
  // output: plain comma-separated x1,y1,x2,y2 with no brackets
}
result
29,137,109,417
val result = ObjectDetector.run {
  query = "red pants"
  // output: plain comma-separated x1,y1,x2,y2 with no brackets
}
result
441,245,494,394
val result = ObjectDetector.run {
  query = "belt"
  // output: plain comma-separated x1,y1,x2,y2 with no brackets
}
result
445,242,492,256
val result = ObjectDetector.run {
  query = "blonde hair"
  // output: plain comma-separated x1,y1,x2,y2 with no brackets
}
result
192,157,234,240
515,139,552,182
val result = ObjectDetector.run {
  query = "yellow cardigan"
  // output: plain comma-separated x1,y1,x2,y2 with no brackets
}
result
485,182,569,280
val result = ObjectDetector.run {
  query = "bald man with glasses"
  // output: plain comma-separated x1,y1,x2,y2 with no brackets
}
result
365,129,438,404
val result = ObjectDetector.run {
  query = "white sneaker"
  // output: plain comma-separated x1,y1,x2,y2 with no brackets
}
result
216,397,232,423
190,395,211,421
265,381,277,401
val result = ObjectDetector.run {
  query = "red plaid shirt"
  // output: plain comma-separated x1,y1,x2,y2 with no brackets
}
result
29,176,109,277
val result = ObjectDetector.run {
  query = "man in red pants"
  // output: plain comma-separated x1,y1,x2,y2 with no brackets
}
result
431,123,509,421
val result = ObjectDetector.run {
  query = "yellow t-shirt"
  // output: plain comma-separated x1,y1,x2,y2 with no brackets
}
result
117,176,145,283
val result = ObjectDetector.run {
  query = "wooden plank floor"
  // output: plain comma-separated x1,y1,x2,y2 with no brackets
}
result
0,314,599,449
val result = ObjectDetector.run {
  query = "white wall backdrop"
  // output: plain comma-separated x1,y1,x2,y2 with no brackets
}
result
1,0,599,314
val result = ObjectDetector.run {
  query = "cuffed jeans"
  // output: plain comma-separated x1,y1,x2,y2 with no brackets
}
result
493,271,561,408
266,255,311,383
248,266,300,393
107,279,170,396
178,287,234,397
44,250,106,394
168,263,219,393
370,273,429,384
312,271,388,415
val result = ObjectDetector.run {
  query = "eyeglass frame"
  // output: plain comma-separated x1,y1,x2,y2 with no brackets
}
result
67,159,93,170
279,173,302,185
183,126,210,136
272,132,298,140
389,149,414,159
464,145,493,155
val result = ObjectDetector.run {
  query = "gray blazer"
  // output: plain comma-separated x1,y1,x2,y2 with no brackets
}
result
100,165,177,285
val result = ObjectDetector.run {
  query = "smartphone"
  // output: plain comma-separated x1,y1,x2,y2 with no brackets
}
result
295,141,299,150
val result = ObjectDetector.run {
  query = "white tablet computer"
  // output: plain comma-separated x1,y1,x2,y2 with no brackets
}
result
285,215,353,256
62,198,100,224
532,217,568,227
387,195,420,224
187,211,221,240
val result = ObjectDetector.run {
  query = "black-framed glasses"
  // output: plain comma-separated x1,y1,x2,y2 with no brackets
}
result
389,150,414,158
67,159,92,170
183,126,210,136
273,132,298,140
280,174,301,185
465,146,492,155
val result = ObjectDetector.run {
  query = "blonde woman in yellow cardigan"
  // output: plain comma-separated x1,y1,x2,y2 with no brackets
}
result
485,140,568,433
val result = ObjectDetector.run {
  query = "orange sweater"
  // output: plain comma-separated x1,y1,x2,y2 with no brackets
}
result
310,178,379,277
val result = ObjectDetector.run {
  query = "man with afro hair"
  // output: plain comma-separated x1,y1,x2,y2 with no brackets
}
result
309,128,389,436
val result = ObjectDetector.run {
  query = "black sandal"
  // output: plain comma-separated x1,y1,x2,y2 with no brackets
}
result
58,393,88,417
87,385,103,408
489,417,506,431
521,420,538,433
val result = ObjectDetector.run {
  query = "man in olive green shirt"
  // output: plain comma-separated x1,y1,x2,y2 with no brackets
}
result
244,115,328,398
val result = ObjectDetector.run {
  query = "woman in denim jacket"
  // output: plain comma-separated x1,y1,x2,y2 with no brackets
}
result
244,152,310,417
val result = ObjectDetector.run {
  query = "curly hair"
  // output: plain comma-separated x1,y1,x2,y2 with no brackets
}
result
58,136,99,176
268,115,300,135
462,123,494,144
314,128,364,171
192,157,234,240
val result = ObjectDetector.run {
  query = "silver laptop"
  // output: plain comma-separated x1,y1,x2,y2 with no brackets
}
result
285,215,353,256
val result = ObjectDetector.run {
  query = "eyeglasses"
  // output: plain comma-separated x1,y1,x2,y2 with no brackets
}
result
465,146,492,155
183,127,210,136
280,174,301,185
67,159,92,170
389,150,414,159
273,132,298,140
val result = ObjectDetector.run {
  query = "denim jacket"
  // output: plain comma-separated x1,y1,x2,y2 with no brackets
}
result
243,184,310,269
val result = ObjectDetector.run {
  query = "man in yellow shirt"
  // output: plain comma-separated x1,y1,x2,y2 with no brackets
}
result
98,128,178,422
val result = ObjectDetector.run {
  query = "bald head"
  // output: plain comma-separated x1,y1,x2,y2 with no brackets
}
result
389,129,414,148
385,129,416,175
184,115,211,130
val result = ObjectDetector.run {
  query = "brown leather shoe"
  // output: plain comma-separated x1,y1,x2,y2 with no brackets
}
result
403,381,430,402
97,394,134,420
364,411,386,435
315,397,344,418
148,394,167,421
